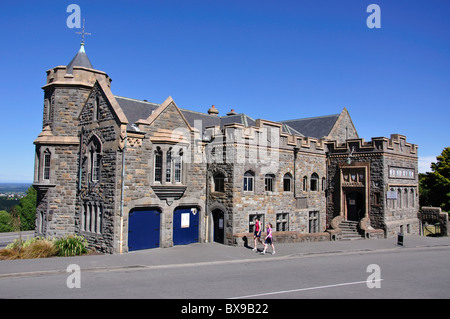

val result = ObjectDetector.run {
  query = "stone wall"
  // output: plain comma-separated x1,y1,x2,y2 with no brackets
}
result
326,135,420,238
206,122,328,245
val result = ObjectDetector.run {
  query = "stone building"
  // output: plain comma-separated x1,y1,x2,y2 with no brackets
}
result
33,44,420,253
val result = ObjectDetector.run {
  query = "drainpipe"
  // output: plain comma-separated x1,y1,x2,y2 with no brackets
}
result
293,147,299,198
78,127,84,192
119,131,127,254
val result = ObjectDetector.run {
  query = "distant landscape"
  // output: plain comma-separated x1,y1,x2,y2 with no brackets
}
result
0,183,32,212
0,183,32,195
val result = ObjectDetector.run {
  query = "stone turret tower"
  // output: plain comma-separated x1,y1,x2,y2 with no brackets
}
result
33,44,111,237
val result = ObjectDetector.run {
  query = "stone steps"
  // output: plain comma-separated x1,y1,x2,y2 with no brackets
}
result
339,220,364,240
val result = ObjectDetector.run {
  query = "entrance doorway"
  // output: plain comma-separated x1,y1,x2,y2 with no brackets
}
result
173,207,199,246
128,208,161,251
211,209,224,244
346,191,364,221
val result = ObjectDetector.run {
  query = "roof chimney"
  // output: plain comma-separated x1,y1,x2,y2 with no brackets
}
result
207,105,219,116
226,109,237,116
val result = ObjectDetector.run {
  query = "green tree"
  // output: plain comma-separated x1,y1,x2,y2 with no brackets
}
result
13,187,37,231
420,147,450,212
0,210,13,232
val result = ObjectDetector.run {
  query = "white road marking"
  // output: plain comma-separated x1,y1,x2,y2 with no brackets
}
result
228,279,384,299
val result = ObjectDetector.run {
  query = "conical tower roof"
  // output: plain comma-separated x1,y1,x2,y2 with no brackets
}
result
66,43,94,74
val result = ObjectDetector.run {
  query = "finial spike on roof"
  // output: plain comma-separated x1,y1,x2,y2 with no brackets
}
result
75,19,91,46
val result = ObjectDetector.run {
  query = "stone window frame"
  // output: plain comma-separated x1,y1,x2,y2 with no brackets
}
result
87,135,103,184
310,173,319,192
276,212,289,231
308,211,320,233
154,147,163,183
35,146,55,184
264,173,275,192
213,172,225,192
283,173,292,192
302,176,308,192
243,170,255,192
152,145,185,185
81,201,103,234
43,149,51,181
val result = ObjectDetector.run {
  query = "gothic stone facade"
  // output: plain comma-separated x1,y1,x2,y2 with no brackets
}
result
33,46,420,253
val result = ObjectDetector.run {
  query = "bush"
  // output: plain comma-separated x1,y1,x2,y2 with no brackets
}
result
0,235,90,260
0,247,21,260
22,239,58,259
54,235,88,257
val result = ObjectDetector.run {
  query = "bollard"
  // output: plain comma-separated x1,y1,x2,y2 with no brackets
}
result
397,232,404,246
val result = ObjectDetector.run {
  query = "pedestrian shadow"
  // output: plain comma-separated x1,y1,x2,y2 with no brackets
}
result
242,236,263,252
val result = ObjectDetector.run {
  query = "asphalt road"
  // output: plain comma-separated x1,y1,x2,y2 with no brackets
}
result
1,244,449,300
0,231,34,248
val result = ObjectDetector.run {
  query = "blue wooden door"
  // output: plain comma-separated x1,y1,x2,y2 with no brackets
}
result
173,207,199,245
128,209,160,251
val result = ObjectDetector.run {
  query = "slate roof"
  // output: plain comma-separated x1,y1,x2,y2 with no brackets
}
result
67,44,94,74
114,95,336,139
280,114,340,139
114,96,160,130
114,96,259,133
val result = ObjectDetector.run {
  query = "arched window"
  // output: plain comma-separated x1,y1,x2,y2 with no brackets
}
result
93,95,101,121
43,149,51,181
154,147,162,182
265,174,275,192
311,173,319,191
166,149,172,183
404,188,409,208
283,173,292,192
88,136,102,182
174,152,182,183
243,171,254,192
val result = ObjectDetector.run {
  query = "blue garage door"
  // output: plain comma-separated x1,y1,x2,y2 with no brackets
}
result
173,207,199,245
128,209,160,251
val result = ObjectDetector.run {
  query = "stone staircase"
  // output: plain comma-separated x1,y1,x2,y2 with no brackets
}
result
339,220,364,240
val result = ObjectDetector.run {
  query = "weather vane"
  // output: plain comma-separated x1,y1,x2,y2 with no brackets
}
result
76,19,91,45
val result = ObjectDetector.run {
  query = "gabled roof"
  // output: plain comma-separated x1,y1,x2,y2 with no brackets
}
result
113,95,346,140
280,114,340,139
67,44,94,74
114,96,260,133
115,96,160,130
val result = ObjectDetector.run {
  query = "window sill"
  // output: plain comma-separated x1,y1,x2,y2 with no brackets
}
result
32,182,56,190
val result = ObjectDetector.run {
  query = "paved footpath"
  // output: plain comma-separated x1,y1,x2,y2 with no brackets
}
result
1,235,450,278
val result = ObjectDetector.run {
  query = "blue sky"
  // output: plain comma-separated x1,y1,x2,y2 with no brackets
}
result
0,0,449,182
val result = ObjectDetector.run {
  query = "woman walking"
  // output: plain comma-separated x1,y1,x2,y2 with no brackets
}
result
252,217,262,251
261,223,275,255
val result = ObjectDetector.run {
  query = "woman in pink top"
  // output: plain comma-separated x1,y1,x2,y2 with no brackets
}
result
261,223,275,255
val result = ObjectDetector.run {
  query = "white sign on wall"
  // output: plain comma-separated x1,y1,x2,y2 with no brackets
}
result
181,213,190,228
